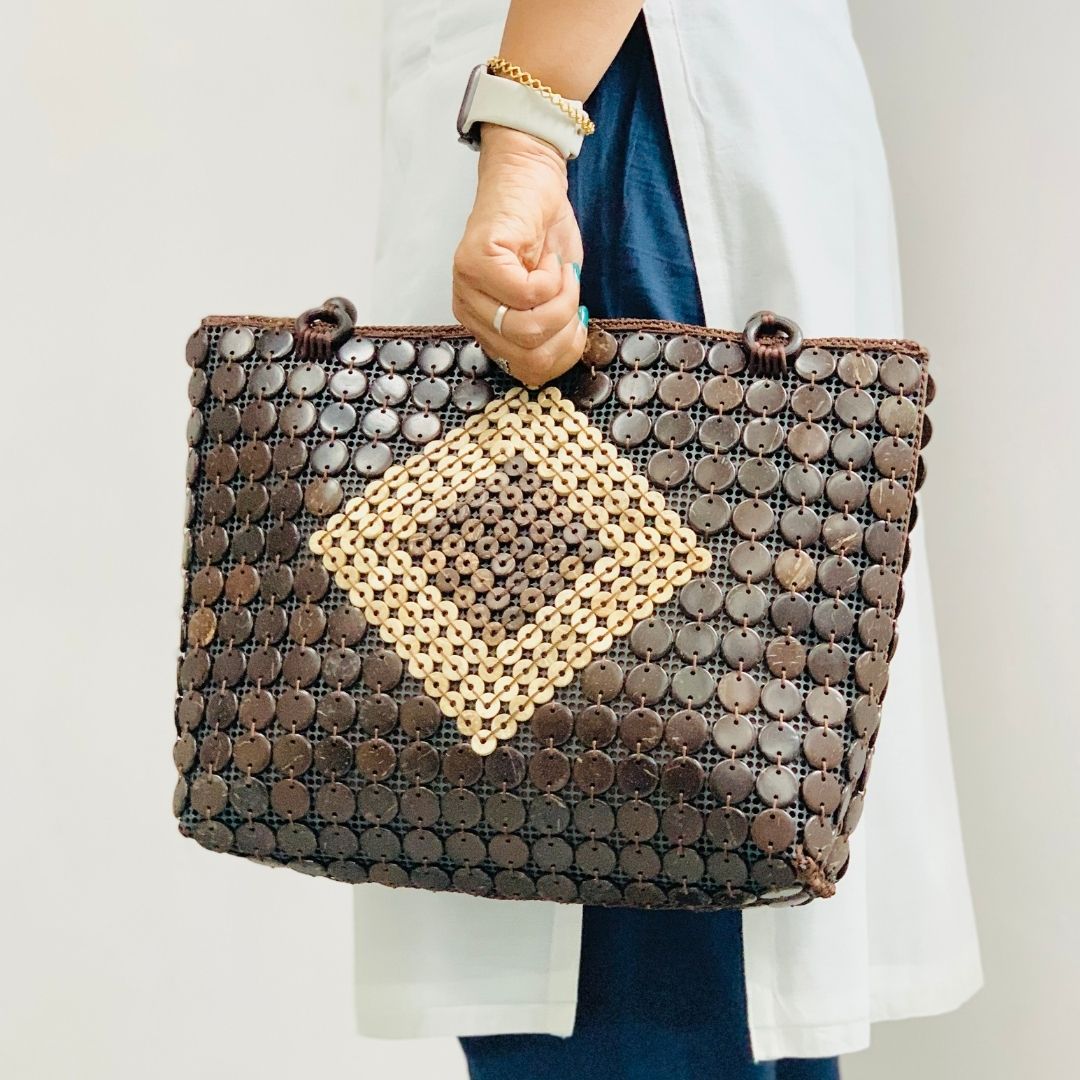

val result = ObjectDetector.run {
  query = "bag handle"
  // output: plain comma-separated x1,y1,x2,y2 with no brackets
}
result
294,296,804,379
295,296,357,361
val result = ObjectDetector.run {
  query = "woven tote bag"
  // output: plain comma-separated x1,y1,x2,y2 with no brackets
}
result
173,298,933,910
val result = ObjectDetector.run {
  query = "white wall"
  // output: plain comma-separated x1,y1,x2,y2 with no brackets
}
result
1,2,1075,1079
1,2,454,1078
845,2,1080,1077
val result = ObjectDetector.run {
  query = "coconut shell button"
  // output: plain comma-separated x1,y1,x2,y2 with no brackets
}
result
531,702,574,746
617,369,657,407
529,793,571,835
787,421,830,462
529,748,571,791
804,726,845,771
399,787,439,827
725,583,767,625
624,663,670,705
574,798,616,838
648,448,690,488
533,837,575,874
756,764,799,808
783,463,824,503
580,660,624,703
834,388,877,427
399,743,439,785
617,754,660,797
664,847,705,884
751,809,797,853
573,750,616,793
711,712,756,757
757,720,801,764
722,627,764,668
765,634,807,678
576,704,618,747
709,759,755,803
707,852,749,887
572,369,613,410
702,374,744,412
743,418,784,455
837,350,878,387
813,599,855,640
779,506,821,547
802,770,844,816
738,457,780,496
654,409,697,447
751,858,796,889
693,455,736,494
485,746,526,789
688,495,732,535
699,413,740,451
805,685,848,726
821,513,862,555
620,707,664,751
851,696,882,739
665,709,708,753
665,333,706,369
621,844,662,880
791,382,832,421
609,408,652,447
616,799,659,842
661,756,705,798
807,642,851,684
671,666,715,707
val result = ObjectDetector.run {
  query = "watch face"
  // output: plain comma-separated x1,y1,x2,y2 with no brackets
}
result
456,64,486,144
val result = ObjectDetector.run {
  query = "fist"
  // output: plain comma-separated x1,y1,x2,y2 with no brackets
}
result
452,125,588,388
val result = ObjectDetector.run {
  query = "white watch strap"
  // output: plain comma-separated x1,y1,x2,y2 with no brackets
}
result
465,71,585,160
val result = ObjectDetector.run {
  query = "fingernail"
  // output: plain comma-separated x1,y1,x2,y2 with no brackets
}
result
571,261,581,281
578,305,589,327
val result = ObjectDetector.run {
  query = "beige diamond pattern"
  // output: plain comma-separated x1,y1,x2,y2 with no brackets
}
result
309,385,712,755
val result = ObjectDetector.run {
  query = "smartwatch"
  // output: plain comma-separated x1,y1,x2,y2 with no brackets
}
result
456,64,586,160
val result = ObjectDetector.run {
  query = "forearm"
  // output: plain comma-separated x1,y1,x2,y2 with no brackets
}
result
497,0,644,102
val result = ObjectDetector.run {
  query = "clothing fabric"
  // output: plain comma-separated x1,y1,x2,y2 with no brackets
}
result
461,905,837,1080
355,0,983,1062
460,19,837,1077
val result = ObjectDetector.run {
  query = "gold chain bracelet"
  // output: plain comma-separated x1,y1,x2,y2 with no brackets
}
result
486,57,596,137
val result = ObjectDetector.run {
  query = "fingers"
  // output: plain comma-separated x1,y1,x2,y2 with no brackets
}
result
455,243,565,312
450,192,589,386
456,258,580,354
460,295,588,389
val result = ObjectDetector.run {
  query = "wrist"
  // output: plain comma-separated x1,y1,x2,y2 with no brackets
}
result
479,122,567,160
478,123,568,174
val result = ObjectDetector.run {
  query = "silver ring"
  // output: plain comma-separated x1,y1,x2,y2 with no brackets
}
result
492,303,509,335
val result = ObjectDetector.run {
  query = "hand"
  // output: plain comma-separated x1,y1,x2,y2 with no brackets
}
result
452,125,588,388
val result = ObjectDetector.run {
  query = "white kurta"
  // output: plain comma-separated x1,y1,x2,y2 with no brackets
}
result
353,0,983,1061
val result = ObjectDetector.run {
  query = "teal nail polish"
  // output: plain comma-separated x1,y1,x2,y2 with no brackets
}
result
578,305,589,327
571,261,581,281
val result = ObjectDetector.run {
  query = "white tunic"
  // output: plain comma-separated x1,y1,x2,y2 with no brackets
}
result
352,0,983,1061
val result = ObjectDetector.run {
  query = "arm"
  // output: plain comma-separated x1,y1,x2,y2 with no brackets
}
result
451,0,645,387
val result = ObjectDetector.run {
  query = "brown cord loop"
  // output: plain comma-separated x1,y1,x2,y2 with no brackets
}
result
743,310,804,377
296,296,357,362
793,843,837,898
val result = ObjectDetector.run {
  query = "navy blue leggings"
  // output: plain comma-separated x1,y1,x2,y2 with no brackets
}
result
460,14,840,1080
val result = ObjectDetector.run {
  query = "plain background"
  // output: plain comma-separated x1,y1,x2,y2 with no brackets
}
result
1,2,1076,1078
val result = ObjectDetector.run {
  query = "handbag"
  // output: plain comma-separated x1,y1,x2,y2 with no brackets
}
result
174,296,934,909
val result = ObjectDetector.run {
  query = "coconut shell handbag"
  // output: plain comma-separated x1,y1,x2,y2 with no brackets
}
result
173,296,934,910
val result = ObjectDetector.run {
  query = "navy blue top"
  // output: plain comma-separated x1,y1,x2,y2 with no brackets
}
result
460,15,840,1080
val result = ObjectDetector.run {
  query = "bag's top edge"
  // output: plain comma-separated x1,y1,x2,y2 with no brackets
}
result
197,314,929,359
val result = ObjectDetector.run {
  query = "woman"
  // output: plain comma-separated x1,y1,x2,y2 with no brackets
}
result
354,2,983,1075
